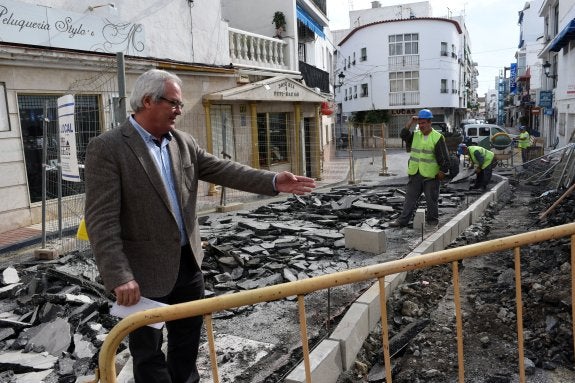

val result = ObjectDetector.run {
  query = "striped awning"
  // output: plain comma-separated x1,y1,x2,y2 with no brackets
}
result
549,18,575,52
296,4,325,39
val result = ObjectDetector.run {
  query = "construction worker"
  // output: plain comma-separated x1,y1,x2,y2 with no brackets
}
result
389,109,451,228
458,144,496,191
517,126,531,164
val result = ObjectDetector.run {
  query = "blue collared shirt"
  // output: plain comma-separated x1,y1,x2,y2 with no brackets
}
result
129,116,187,246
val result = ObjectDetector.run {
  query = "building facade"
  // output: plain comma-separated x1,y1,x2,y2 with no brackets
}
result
0,0,330,233
537,0,575,148
332,1,476,139
509,0,545,135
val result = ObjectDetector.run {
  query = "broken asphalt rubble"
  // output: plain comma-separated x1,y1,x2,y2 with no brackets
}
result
0,181,474,382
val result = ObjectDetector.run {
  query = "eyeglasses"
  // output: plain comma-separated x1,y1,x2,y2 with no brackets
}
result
159,96,184,109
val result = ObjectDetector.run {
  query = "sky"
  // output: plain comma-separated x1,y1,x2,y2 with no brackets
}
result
326,0,529,96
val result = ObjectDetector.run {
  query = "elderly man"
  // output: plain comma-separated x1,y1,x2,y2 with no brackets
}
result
389,109,451,228
85,69,316,383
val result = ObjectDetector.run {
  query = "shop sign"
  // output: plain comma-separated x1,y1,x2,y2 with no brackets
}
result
273,81,300,98
0,0,146,56
390,109,417,115
539,91,553,108
509,63,517,94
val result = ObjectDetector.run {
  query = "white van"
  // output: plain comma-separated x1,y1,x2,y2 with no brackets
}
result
463,124,515,146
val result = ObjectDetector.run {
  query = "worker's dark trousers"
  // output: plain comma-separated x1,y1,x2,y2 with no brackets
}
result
475,161,496,189
129,245,205,383
397,172,440,225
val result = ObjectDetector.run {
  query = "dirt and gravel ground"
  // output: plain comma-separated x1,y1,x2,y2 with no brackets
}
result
336,183,575,383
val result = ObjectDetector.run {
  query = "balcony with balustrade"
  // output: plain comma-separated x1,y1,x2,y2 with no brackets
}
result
228,27,296,74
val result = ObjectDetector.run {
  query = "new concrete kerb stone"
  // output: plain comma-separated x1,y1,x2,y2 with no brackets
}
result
285,177,510,382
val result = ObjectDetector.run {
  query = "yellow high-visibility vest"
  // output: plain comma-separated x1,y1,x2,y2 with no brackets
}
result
408,129,442,178
518,131,531,149
468,146,494,169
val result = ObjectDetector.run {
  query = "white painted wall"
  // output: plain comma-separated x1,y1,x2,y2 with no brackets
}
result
222,0,293,39
222,0,297,70
521,0,545,43
9,0,230,65
349,1,432,27
555,1,575,146
337,18,463,113
539,0,575,147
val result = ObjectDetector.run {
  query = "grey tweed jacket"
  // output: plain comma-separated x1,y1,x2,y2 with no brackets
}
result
85,121,276,297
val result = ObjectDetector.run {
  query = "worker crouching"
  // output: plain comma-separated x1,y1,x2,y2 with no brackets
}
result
458,144,497,191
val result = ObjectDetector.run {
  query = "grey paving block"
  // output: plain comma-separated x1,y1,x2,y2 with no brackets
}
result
344,226,387,254
284,339,342,383
329,302,369,370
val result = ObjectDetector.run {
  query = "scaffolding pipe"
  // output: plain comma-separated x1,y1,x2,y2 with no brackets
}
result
94,222,575,382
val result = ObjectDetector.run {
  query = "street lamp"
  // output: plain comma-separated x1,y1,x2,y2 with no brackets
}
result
333,72,346,144
336,72,345,88
333,72,355,183
542,61,557,79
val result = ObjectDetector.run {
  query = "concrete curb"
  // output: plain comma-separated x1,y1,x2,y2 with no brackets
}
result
285,177,510,383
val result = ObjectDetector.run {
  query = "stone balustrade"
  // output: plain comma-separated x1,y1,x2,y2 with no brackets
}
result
229,27,290,71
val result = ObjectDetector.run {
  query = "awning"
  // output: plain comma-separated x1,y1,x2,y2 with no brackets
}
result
549,18,575,52
296,4,325,39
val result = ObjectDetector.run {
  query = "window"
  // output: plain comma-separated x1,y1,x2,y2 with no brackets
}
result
389,33,418,56
353,85,357,98
390,71,419,92
441,42,448,56
360,47,367,61
18,94,101,203
405,71,419,91
452,80,457,93
451,44,457,58
440,79,448,93
257,112,289,167
390,72,404,92
343,58,346,70
404,33,419,54
347,56,351,68
360,83,368,97
389,35,403,56
298,43,306,62
210,105,234,160
352,52,356,65
479,126,490,137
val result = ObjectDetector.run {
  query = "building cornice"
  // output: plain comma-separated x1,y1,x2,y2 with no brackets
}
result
338,17,463,46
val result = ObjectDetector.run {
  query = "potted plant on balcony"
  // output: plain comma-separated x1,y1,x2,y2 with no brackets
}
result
272,11,286,39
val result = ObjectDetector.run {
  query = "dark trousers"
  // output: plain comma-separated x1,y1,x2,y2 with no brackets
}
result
129,245,205,383
397,172,440,225
520,147,528,164
474,161,496,189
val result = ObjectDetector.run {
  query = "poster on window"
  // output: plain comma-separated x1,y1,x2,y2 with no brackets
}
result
57,95,80,182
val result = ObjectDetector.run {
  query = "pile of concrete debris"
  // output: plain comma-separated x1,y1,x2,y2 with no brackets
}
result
0,181,472,382
0,254,117,383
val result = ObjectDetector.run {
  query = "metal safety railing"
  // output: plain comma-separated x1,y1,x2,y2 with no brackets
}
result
93,222,575,383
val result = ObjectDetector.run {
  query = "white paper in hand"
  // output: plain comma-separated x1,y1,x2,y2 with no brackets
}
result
110,297,168,329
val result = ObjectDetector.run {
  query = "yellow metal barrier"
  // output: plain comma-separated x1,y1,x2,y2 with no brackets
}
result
94,222,575,383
